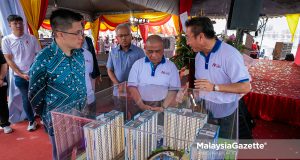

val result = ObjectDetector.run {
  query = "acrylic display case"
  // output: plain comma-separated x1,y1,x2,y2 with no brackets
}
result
51,82,239,160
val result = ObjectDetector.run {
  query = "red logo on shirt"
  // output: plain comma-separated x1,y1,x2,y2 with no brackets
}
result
212,63,221,68
161,71,170,75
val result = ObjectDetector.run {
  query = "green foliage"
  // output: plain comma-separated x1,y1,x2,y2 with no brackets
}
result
151,147,164,154
222,34,246,54
169,34,195,69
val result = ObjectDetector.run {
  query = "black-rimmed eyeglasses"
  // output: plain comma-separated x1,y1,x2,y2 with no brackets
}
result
55,30,84,36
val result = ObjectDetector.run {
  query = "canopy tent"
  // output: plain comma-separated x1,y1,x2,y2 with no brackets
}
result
190,0,300,17
45,0,182,49
46,0,300,21
46,0,178,21
42,12,177,33
41,12,178,51
3,0,299,62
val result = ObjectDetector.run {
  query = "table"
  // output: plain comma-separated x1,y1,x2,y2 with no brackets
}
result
243,60,300,126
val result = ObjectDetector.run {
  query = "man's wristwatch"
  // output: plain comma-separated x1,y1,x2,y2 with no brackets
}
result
213,84,220,91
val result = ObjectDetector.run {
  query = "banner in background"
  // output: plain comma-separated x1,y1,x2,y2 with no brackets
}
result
286,14,300,42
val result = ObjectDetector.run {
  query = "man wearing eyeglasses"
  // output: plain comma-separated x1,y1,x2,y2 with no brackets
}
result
106,23,145,90
2,15,41,131
28,9,86,160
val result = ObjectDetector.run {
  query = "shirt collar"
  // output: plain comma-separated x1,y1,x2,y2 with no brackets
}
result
145,56,166,64
117,44,134,52
10,33,25,40
50,40,82,57
200,39,222,56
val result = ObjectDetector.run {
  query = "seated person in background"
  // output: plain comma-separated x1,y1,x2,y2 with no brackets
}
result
128,35,181,112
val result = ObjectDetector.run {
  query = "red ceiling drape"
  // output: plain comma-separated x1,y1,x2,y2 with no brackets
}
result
138,24,149,44
138,15,172,43
179,0,193,31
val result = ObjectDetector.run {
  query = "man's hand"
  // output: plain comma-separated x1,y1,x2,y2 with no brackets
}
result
117,83,125,95
194,79,214,92
150,106,164,112
21,74,30,81
140,104,163,112
176,83,188,103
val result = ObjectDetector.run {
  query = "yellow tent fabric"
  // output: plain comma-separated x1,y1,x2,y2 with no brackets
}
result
172,15,180,35
42,12,178,33
286,14,300,42
42,20,93,30
19,0,41,39
91,18,100,50
102,12,171,24
84,22,92,30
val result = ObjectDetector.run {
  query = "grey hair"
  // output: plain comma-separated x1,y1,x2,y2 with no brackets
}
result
115,23,131,33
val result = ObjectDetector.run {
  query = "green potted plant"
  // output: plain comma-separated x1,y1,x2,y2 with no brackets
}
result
170,34,196,88
170,34,195,70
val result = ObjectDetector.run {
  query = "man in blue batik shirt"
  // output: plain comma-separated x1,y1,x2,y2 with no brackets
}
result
29,9,86,160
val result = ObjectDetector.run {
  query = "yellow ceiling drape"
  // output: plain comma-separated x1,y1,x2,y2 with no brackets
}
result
172,15,180,35
43,19,50,25
99,21,138,32
102,12,170,24
42,12,179,36
42,20,92,30
91,18,100,51
286,14,300,42
19,0,41,39
84,22,92,30
101,12,172,33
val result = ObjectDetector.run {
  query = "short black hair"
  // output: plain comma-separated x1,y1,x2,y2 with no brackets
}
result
185,17,216,39
7,15,23,22
50,9,83,32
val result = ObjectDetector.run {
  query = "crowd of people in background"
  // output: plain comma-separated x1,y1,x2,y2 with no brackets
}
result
99,35,144,54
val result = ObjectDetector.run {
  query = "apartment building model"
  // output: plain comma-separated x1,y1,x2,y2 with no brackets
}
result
190,123,222,160
83,110,124,160
124,110,158,160
164,108,208,151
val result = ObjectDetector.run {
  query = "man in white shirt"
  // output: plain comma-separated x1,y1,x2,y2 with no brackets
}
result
1,15,40,131
185,17,251,139
82,48,95,105
128,35,181,112
104,37,111,54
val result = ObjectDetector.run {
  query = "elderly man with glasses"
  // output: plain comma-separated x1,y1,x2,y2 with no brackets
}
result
106,23,145,89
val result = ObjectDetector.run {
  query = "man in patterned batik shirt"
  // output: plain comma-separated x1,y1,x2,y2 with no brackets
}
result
29,9,86,160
